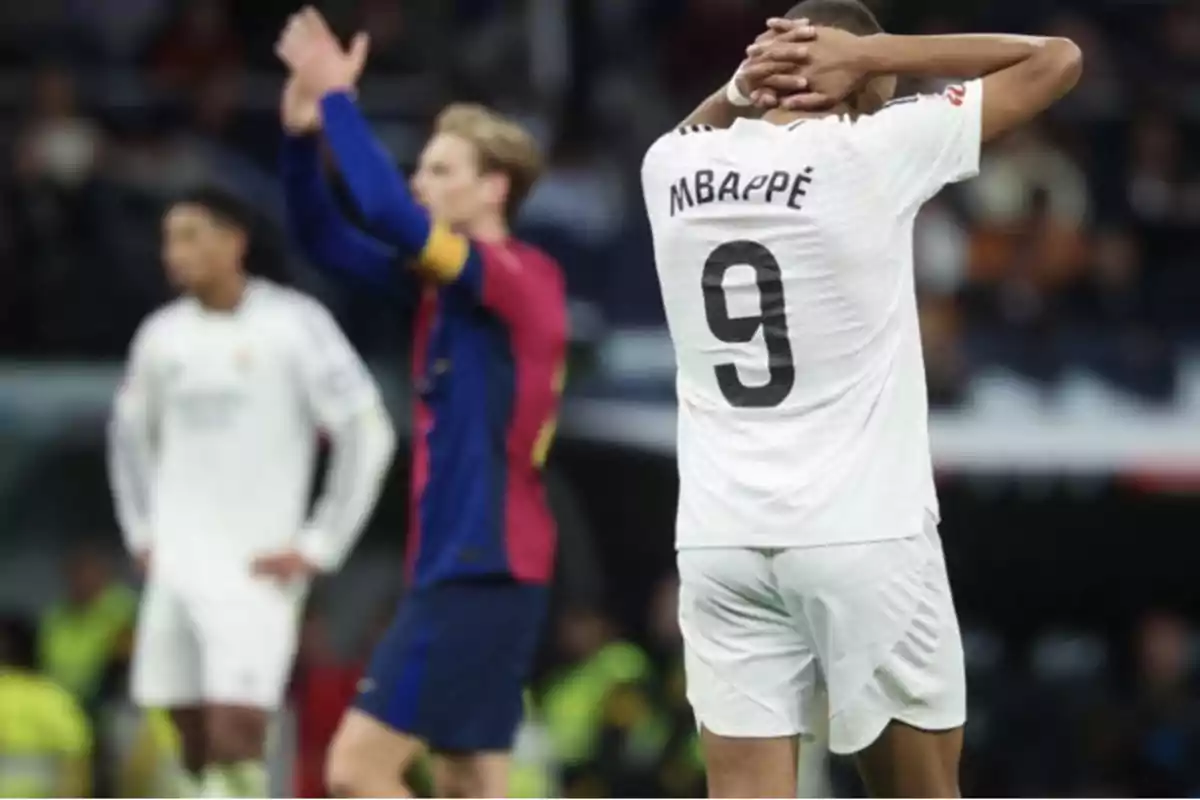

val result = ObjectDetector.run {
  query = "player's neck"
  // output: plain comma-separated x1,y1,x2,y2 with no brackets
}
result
195,273,248,312
464,215,509,244
761,105,855,126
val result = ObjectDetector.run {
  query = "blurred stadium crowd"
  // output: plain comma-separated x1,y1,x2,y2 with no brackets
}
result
6,546,1200,797
1,0,1200,797
0,0,1198,405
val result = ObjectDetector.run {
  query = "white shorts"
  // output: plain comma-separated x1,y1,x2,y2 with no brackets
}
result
677,518,965,755
131,575,305,709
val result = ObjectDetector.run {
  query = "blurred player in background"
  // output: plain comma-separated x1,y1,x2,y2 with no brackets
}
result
276,8,568,797
108,187,396,798
641,0,1082,796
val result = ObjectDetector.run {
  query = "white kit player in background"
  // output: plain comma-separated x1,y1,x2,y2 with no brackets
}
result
641,0,1081,797
108,188,396,799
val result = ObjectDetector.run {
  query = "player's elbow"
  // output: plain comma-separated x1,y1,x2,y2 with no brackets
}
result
1037,37,1083,96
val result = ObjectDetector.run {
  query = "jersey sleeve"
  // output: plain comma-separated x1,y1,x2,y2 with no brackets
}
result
640,129,690,217
280,133,401,287
292,299,381,430
854,79,984,211
107,320,160,554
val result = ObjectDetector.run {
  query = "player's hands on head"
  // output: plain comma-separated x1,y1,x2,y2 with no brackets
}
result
252,549,319,582
276,6,370,99
751,20,872,112
736,18,818,110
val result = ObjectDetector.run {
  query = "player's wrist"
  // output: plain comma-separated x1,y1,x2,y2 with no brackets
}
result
852,33,897,76
283,119,320,137
726,65,754,107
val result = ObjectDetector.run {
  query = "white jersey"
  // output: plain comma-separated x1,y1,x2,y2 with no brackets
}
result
642,80,983,549
109,279,393,584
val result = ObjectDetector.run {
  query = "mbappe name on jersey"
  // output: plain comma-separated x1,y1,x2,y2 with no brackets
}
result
668,167,814,217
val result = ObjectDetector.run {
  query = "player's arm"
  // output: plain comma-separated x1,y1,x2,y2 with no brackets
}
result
854,33,1081,142
317,91,550,319
678,20,816,129
280,132,399,286
770,27,1082,143
107,322,159,558
292,300,396,573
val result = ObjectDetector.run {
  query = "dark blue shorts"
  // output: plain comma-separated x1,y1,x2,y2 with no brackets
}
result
354,578,548,752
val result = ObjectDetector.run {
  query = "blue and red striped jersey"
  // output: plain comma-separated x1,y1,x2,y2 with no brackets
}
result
405,239,567,588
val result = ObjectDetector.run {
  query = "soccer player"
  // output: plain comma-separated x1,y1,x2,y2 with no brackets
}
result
108,187,396,798
276,9,568,797
641,1,1082,796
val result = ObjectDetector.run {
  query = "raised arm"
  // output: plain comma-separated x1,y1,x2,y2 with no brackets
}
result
277,7,547,318
280,132,399,286
762,25,1082,143
316,91,436,258
856,33,1082,142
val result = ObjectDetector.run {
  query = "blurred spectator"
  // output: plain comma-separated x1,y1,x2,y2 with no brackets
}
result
920,298,969,407
1043,13,1127,122
642,576,704,798
9,67,115,354
661,0,761,98
65,0,168,64
915,198,970,298
964,187,1085,386
1120,611,1200,796
37,546,135,705
539,606,651,796
150,0,242,94
0,614,92,797
1124,113,1200,229
355,0,425,73
1154,2,1200,121
1061,230,1175,400
965,126,1090,239
14,66,103,190
188,68,277,168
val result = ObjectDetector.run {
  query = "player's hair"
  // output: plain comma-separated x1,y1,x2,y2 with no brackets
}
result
434,103,543,219
173,186,291,284
785,0,883,35
175,185,255,233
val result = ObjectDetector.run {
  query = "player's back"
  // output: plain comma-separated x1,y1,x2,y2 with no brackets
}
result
642,85,982,549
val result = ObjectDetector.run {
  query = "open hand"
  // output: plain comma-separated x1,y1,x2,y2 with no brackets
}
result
252,549,319,582
276,6,369,100
736,18,818,109
748,20,872,111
